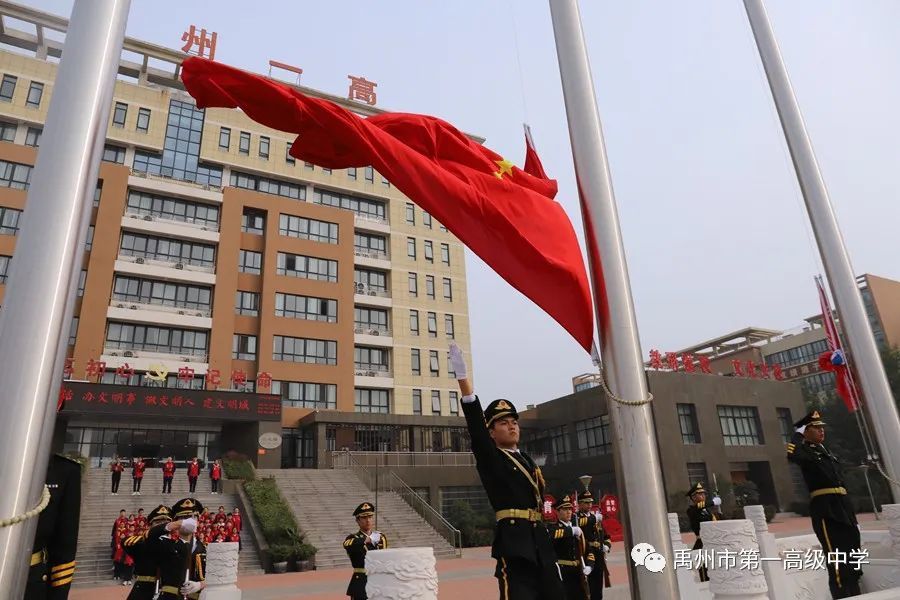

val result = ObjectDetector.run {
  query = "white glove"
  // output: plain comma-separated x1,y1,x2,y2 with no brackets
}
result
448,343,468,380
572,526,583,538
712,496,722,507
181,581,203,594
369,531,382,545
180,518,198,534
796,425,807,435
602,544,611,554
583,566,593,576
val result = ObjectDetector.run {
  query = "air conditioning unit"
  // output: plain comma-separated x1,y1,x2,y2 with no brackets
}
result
135,257,145,264
129,305,138,310
366,371,377,377
178,310,186,315
195,312,203,317
354,371,366,376
143,215,153,221
116,303,125,308
181,357,192,363
354,327,363,334
109,352,119,357
123,351,134,358
368,329,380,336
175,263,185,270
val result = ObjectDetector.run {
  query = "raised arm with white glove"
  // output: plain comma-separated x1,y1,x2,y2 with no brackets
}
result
369,531,382,545
449,343,474,400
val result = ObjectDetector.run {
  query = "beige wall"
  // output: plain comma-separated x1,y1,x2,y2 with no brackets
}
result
866,274,900,349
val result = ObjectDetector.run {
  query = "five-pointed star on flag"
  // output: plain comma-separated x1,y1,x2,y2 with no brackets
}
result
494,158,515,179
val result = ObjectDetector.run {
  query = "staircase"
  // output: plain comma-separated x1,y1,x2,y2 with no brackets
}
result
73,468,263,586
257,469,458,569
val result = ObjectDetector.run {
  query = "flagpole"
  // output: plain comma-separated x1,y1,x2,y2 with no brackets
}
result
0,2,130,597
548,1,679,597
744,0,900,501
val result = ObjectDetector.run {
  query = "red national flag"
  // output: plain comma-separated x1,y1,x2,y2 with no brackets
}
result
815,276,859,412
181,58,593,351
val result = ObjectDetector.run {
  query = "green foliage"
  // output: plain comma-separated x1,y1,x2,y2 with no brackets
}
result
223,457,256,482
244,478,317,562
445,500,495,547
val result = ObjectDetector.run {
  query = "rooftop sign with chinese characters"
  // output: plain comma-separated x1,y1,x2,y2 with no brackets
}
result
59,382,281,422
181,24,218,60
647,349,786,381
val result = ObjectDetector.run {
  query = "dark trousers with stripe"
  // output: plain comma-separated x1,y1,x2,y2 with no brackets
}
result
495,557,565,600
812,516,862,599
126,581,157,600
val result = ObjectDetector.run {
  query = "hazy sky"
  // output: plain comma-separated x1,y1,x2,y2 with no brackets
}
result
25,0,900,407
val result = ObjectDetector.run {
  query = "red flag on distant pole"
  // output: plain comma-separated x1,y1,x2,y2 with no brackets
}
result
815,275,860,412
523,123,549,180
181,58,594,351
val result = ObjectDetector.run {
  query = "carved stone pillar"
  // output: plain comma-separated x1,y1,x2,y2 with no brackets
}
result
700,519,769,600
884,504,900,561
669,512,704,598
365,547,438,600
744,505,786,599
199,541,241,600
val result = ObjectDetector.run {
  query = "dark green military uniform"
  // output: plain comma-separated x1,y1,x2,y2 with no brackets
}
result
685,481,717,582
788,411,862,598
575,491,610,598
148,498,207,600
24,454,81,600
343,502,387,600
123,504,172,600
548,495,588,600
462,397,564,600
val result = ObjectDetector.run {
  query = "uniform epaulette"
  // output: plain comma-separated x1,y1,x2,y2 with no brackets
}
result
55,453,81,465
786,442,796,455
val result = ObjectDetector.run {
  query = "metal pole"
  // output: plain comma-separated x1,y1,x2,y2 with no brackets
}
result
548,1,679,597
743,0,900,501
0,2,129,596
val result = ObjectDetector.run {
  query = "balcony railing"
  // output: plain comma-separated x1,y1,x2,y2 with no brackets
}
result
117,251,215,274
110,296,212,318
354,213,389,226
130,167,224,192
102,345,209,363
354,325,391,337
353,248,389,261
354,283,390,298
124,207,221,233
353,367,392,378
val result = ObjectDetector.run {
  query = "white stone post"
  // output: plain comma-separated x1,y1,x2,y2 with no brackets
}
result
701,519,769,600
883,504,900,561
200,542,241,600
744,505,787,599
670,512,705,598
365,547,438,600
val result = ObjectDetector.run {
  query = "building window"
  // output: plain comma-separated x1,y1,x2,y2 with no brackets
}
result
718,405,764,446
68,316,79,346
354,268,387,294
126,190,220,229
407,237,416,259
0,121,15,141
0,75,17,102
364,166,374,182
77,269,86,296
427,312,438,338
445,314,455,339
322,167,331,174
136,107,151,132
85,225,94,250
25,81,43,107
272,381,337,409
686,462,709,487
258,135,270,159
0,160,33,189
105,322,208,356
102,144,126,164
0,206,22,234
232,334,257,360
112,275,212,311
443,278,453,301
677,403,701,444
241,207,266,234
426,275,435,299
0,254,10,283
447,353,456,378
273,335,337,365
412,389,422,415
119,232,215,266
285,142,295,165
801,372,836,397
449,391,459,416
382,175,390,187
354,346,389,373
279,214,338,244
431,390,441,415
408,272,418,297
112,101,127,127
347,167,357,180
304,161,314,170
24,127,41,147
764,338,830,369
276,293,337,322
532,425,574,462
354,232,387,258
219,127,230,149
231,171,305,199
411,349,421,375
238,250,262,274
355,389,389,414
239,131,250,155
575,416,611,457
277,253,337,282
93,180,102,207
777,407,793,443
406,203,415,225
441,243,450,266
409,310,420,335
235,291,260,316
429,350,440,376
355,307,388,333
423,240,433,262
423,212,432,229
313,188,386,221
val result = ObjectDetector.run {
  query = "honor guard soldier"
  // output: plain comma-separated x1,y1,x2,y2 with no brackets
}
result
788,411,862,598
147,498,207,600
686,482,719,582
24,454,82,600
548,495,590,600
576,490,611,598
451,343,565,600
343,502,387,599
122,504,172,599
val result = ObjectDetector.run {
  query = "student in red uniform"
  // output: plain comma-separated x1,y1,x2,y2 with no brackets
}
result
161,457,176,494
232,506,243,549
132,456,145,495
135,508,147,531
210,459,222,494
110,457,125,494
188,457,201,493
215,506,227,524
